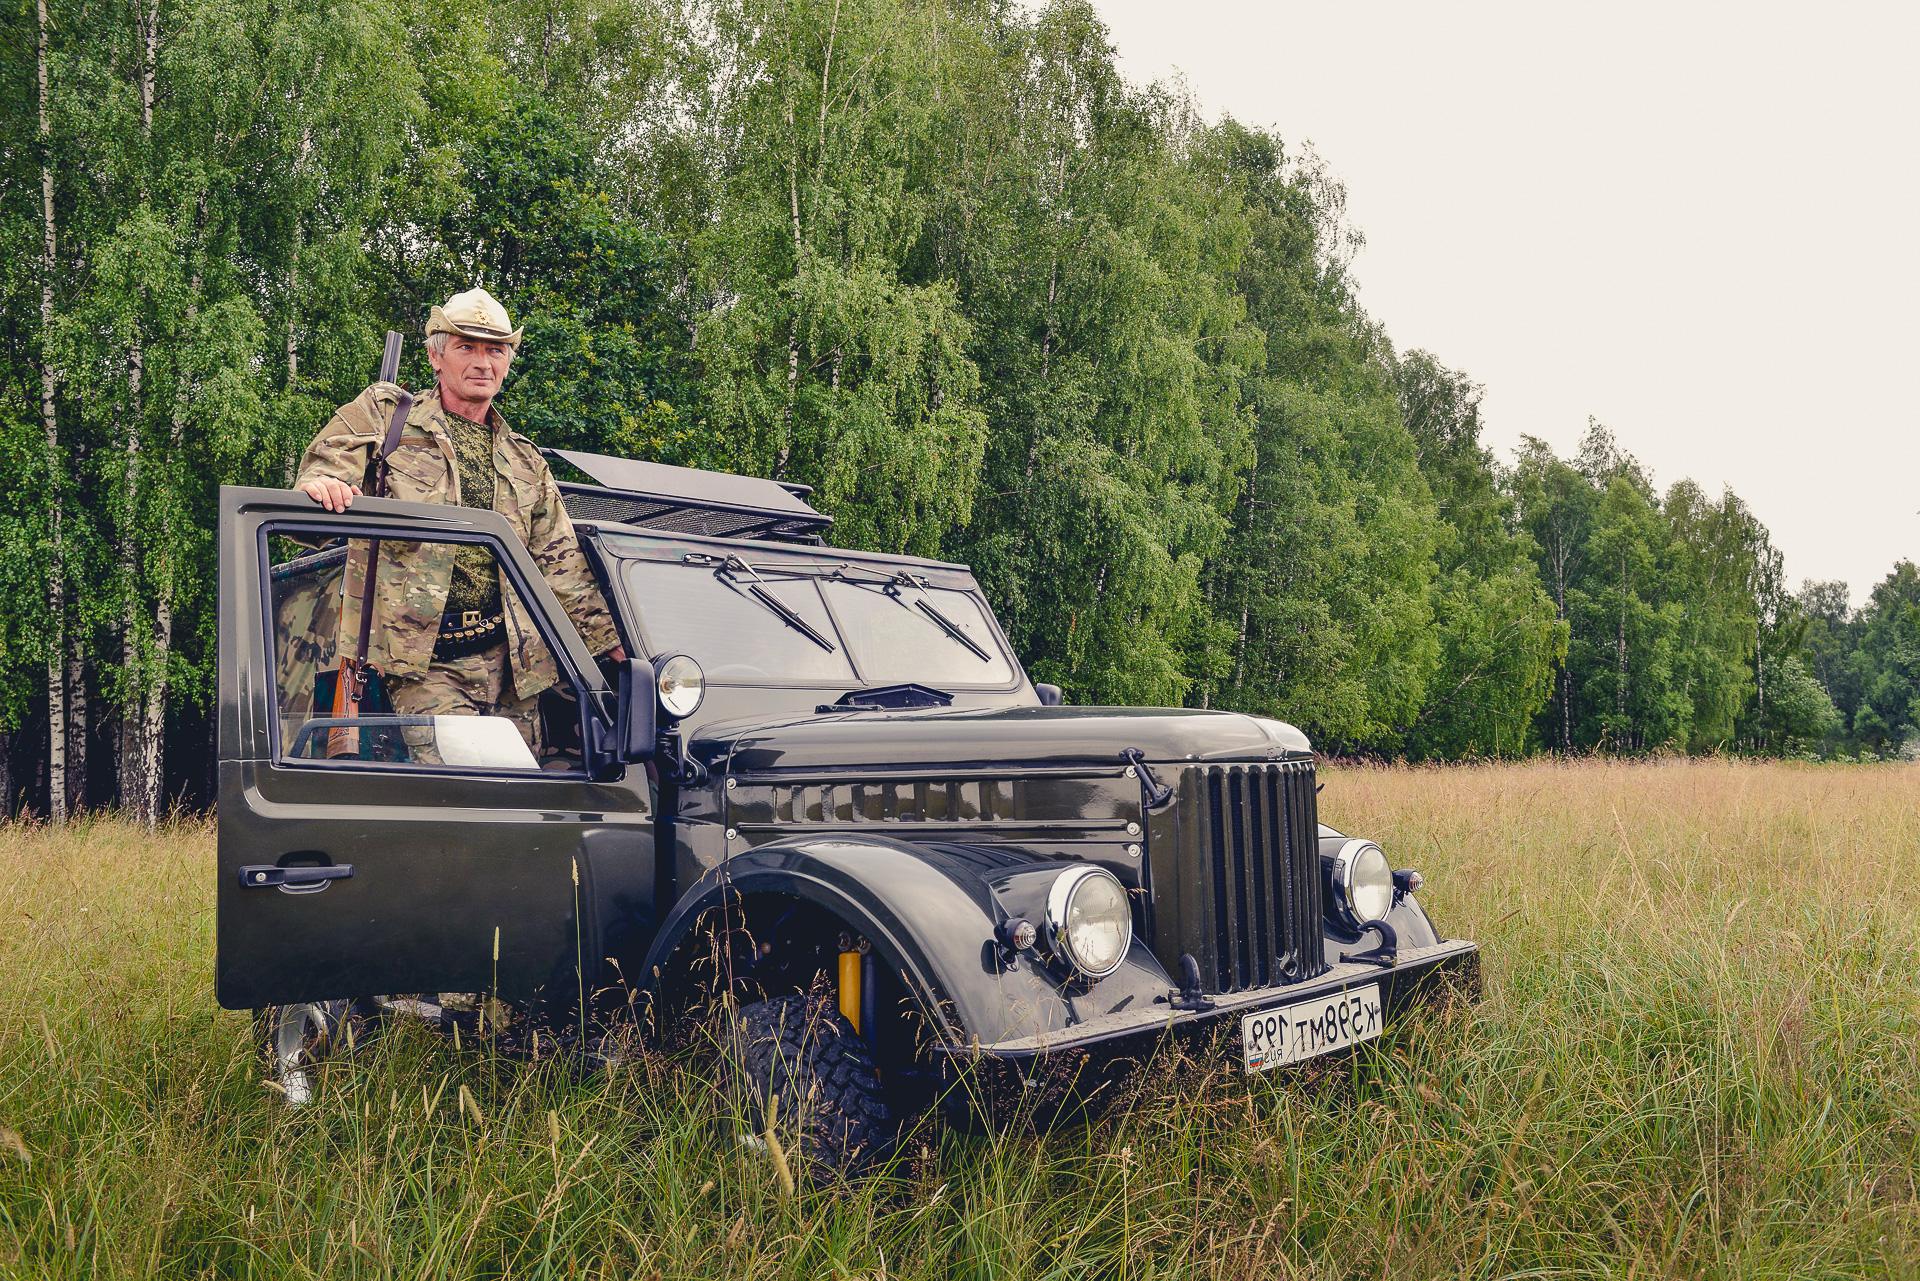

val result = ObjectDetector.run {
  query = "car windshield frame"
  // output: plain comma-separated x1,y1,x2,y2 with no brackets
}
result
599,532,1026,693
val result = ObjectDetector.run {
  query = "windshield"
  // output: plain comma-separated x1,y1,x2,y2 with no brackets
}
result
818,579,1015,685
622,560,855,682
618,553,1016,687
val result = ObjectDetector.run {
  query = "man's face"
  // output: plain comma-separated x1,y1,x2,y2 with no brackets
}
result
430,335,513,403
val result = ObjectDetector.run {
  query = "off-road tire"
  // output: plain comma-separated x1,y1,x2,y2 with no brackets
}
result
729,991,892,1177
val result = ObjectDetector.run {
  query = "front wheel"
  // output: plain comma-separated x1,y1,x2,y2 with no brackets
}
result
728,992,892,1177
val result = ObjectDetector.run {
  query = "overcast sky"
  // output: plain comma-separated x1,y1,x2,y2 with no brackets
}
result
1094,1,1918,604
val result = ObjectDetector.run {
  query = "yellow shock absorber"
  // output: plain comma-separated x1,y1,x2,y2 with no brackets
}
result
837,948,863,1034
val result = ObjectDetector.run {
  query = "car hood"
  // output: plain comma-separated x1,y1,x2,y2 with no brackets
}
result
698,704,1312,772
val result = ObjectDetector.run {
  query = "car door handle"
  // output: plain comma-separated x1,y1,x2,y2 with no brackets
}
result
238,863,354,890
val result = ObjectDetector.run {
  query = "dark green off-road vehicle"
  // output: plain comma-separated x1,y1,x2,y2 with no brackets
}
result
218,451,1477,1170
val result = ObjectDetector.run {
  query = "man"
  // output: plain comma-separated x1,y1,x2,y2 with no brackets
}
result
295,286,625,761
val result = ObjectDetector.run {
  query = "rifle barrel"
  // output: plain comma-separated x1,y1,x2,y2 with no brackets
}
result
379,330,403,385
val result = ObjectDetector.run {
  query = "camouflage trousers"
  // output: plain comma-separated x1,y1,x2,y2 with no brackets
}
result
387,642,542,764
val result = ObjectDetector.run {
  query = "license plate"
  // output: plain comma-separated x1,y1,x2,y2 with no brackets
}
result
1241,983,1383,1072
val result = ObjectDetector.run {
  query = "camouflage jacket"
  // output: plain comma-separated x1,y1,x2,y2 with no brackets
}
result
295,383,620,699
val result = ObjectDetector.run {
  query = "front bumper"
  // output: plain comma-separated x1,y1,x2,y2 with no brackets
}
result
931,939,1478,1119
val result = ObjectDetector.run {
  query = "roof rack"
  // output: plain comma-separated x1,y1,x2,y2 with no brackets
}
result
544,449,833,544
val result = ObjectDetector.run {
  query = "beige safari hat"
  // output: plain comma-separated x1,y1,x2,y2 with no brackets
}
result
427,286,524,349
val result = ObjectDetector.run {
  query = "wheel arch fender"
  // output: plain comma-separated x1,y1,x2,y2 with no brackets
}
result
641,835,1172,1049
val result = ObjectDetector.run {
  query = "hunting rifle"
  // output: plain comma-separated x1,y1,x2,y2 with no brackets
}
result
325,331,413,758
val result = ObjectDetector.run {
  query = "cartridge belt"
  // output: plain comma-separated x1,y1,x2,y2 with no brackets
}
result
433,609,506,660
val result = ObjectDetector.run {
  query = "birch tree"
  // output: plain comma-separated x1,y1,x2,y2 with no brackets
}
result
37,0,67,821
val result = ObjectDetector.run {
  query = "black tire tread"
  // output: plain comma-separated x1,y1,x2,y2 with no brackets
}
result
732,991,892,1175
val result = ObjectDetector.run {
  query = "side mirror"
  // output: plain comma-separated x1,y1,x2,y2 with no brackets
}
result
616,656,658,762
1035,682,1064,707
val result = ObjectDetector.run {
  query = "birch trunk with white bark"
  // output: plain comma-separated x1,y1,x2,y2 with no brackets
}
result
777,104,802,481
66,639,87,814
119,0,159,809
132,569,173,823
130,324,193,824
38,0,66,822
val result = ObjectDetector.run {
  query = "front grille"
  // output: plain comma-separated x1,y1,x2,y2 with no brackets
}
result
1149,760,1326,992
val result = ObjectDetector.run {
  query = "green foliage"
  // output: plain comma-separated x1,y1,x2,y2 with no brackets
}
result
909,0,1261,703
1394,351,1563,758
1187,123,1440,748
0,415,54,736
1504,424,1831,758
677,0,992,558
1749,653,1842,753
1798,579,1865,750
408,81,693,460
1836,562,1920,756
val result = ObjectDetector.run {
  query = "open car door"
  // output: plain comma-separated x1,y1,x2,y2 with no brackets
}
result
215,485,653,1015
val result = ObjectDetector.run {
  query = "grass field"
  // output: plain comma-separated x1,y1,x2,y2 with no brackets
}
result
1,759,1917,1279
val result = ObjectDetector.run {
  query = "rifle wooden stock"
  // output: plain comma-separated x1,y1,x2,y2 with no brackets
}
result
324,660,365,759
324,537,383,758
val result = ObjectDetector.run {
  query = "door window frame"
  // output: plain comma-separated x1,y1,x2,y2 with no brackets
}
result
257,518,617,780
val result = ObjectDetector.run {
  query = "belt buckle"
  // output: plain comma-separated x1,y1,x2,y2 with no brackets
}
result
460,610,482,628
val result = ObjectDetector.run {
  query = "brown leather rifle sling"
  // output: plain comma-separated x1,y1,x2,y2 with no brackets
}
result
326,330,413,758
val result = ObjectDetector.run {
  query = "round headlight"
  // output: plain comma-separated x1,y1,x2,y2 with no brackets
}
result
655,654,705,720
1044,866,1132,979
1331,838,1394,929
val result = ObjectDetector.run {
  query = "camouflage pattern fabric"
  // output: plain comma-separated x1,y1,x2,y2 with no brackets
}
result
387,641,542,765
270,546,346,754
440,411,505,618
295,382,620,701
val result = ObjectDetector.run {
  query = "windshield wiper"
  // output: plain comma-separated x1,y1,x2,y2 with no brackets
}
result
829,567,993,663
715,555,837,652
912,599,990,661
684,551,814,581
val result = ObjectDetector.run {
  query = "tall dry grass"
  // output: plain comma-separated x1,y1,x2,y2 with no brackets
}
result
0,759,1916,1279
